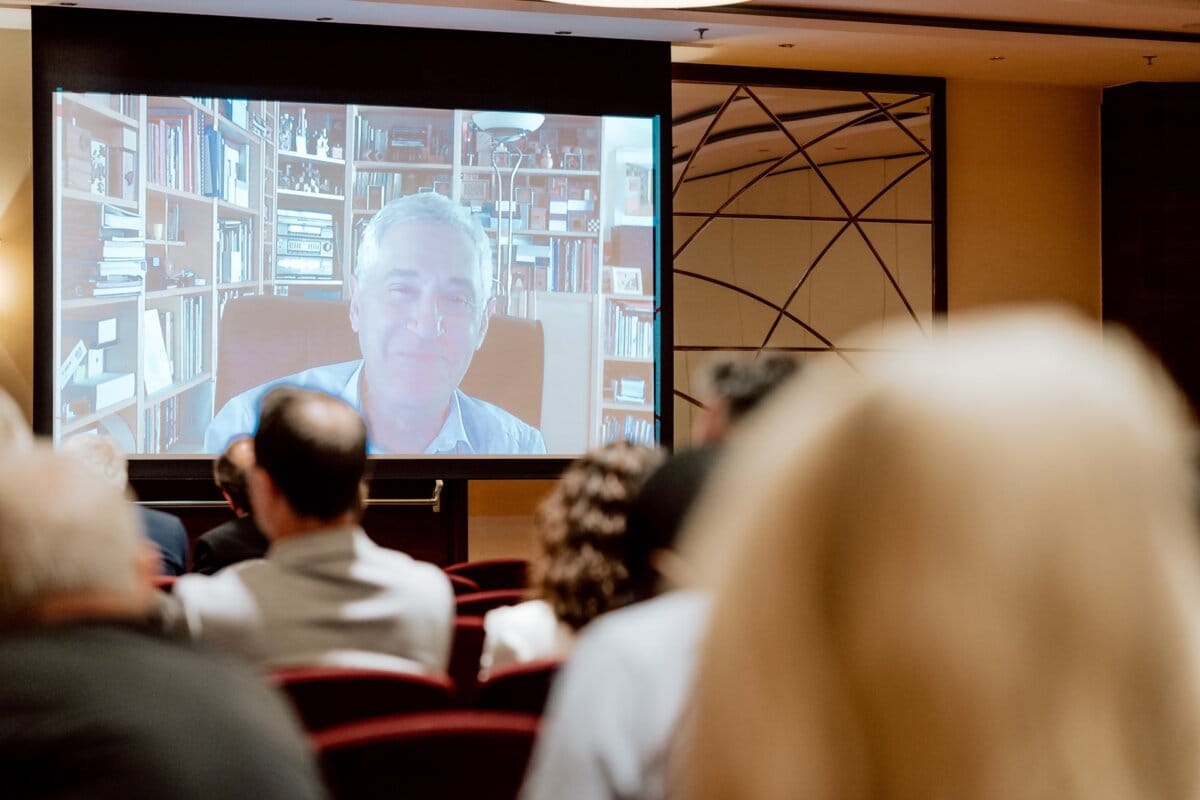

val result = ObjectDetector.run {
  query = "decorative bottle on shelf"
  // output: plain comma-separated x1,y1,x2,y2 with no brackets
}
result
538,145,554,170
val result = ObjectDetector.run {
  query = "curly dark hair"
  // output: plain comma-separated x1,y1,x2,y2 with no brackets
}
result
531,441,664,630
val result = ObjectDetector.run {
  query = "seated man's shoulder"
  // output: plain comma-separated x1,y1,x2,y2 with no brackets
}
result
456,392,547,454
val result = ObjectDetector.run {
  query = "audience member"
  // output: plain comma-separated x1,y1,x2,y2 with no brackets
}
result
174,386,454,672
0,446,326,800
191,436,269,574
480,441,663,678
692,353,798,444
680,308,1200,800
519,446,717,800
60,433,189,576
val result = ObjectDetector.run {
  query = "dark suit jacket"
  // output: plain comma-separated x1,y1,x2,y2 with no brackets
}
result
138,507,189,576
192,515,269,575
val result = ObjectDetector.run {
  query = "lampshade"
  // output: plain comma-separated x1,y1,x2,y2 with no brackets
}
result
472,111,547,143
542,1,749,7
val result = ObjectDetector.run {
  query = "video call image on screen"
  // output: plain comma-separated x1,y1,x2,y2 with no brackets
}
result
51,92,658,456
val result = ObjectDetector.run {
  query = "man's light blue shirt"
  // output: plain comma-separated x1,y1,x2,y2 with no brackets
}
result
204,360,547,455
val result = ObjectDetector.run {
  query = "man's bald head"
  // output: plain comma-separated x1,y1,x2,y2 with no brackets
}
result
214,436,256,515
253,387,368,522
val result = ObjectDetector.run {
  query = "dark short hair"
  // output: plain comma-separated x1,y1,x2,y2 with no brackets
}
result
705,354,800,423
623,445,719,601
253,387,368,521
213,437,252,514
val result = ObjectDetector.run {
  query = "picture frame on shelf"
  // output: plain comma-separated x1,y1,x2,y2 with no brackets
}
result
611,266,643,296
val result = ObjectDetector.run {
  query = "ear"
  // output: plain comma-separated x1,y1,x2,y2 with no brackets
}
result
475,296,497,351
134,539,161,595
348,273,361,333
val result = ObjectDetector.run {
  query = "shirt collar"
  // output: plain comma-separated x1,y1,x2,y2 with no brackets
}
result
425,390,474,454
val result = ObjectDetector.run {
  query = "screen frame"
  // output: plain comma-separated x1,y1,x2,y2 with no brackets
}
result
33,7,674,481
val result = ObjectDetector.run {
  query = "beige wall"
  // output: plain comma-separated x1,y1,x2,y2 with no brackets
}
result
945,79,1102,319
0,28,32,420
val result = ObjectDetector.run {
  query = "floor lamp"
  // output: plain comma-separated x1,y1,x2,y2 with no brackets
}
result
471,112,545,316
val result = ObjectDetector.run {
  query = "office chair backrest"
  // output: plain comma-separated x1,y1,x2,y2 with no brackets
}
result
215,295,544,428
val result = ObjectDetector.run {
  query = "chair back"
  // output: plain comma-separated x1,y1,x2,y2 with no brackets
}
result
444,558,529,592
448,573,482,596
215,295,544,427
456,589,528,617
315,710,539,800
449,616,486,707
476,658,563,716
269,666,455,732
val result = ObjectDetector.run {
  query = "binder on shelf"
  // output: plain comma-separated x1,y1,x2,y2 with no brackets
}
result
58,340,87,387
65,371,135,412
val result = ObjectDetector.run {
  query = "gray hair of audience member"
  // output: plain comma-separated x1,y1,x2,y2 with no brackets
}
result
699,353,800,425
60,433,128,491
354,192,494,305
0,445,145,624
680,307,1200,800
214,436,254,514
0,389,32,458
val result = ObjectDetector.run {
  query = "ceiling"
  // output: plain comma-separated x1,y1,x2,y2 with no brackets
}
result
4,0,1199,87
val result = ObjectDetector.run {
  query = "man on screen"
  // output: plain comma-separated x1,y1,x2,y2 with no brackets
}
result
204,192,546,455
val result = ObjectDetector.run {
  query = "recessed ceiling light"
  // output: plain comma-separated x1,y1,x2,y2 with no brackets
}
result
543,0,749,7
316,16,333,21
58,1,78,5
833,146,847,151
555,30,573,35
989,55,1006,61
778,43,795,49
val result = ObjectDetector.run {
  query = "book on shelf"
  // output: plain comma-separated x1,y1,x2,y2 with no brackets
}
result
601,414,654,446
606,300,654,359
217,218,252,283
143,309,174,395
144,395,181,453
75,275,143,298
177,295,205,380
147,107,198,193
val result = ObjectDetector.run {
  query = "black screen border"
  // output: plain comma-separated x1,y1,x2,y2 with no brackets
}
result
33,7,674,481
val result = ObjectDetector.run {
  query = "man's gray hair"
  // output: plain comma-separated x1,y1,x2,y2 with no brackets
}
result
355,192,495,304
0,445,142,621
60,433,128,491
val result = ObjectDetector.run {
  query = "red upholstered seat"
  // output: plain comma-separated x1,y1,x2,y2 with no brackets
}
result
455,589,528,617
444,558,529,592
476,658,562,716
447,573,482,596
314,710,539,800
269,666,454,732
151,574,177,593
449,616,486,707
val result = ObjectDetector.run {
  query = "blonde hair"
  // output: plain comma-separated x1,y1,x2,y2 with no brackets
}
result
680,307,1200,800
